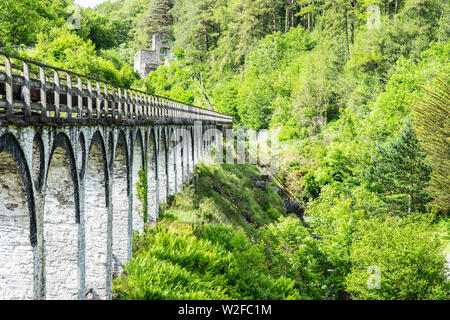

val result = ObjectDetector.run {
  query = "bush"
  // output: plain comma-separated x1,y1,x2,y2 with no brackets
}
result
260,217,326,299
306,185,379,295
345,215,450,300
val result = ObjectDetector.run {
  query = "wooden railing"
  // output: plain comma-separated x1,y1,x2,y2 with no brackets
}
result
0,51,232,125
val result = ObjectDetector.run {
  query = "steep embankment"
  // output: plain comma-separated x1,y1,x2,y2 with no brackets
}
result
160,163,286,234
113,163,326,300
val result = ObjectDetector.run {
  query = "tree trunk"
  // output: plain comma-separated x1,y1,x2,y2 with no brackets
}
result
192,73,214,111
308,12,311,32
344,7,350,55
273,9,277,33
285,4,289,32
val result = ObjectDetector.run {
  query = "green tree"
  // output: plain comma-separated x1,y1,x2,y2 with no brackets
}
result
367,120,432,215
0,0,70,47
346,215,449,300
139,0,174,45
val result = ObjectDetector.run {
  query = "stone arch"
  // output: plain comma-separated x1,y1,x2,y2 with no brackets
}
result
158,128,168,203
0,133,36,300
131,129,145,232
43,132,79,299
148,128,158,222
85,130,109,300
111,130,129,278
168,128,177,195
32,133,45,192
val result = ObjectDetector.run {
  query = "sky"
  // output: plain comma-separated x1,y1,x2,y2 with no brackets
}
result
74,0,111,8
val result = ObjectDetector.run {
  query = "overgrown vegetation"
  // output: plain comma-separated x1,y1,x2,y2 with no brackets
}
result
115,164,326,300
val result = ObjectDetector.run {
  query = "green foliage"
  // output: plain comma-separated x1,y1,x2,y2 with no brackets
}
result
260,217,326,299
160,163,285,233
413,75,450,214
141,62,198,105
0,0,71,47
306,185,378,295
367,120,432,216
138,0,174,45
114,222,301,300
346,215,450,300
136,165,148,224
235,27,316,130
27,28,139,86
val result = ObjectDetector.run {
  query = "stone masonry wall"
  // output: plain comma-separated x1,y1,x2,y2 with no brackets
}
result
0,152,34,300
44,148,78,300
0,123,215,300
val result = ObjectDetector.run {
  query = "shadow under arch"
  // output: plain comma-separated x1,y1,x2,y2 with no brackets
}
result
0,133,37,300
158,128,168,203
0,133,37,245
167,128,177,195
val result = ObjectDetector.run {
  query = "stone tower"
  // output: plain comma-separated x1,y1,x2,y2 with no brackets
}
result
134,34,173,78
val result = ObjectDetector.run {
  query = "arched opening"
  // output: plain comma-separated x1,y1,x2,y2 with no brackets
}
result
44,143,78,300
177,133,184,190
85,134,108,300
184,128,193,182
0,134,35,300
112,132,129,278
158,129,168,203
132,131,145,233
148,129,158,222
168,129,176,196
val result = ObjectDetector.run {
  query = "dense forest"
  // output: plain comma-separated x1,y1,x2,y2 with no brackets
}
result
1,0,448,300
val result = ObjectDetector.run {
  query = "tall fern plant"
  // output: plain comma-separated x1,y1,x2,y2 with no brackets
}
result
413,76,450,215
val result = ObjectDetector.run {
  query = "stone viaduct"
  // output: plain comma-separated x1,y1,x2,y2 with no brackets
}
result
0,52,232,300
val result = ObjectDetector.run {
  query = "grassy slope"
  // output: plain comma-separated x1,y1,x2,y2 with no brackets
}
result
160,163,286,234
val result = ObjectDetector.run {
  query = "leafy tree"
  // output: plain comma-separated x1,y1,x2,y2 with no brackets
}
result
307,185,378,296
29,28,138,86
346,215,449,300
0,0,70,47
367,120,432,215
141,62,198,105
82,9,130,50
260,216,327,299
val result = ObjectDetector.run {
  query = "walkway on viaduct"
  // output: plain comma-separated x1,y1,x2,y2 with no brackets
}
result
0,52,232,300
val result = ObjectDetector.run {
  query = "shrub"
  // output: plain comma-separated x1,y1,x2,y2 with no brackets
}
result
345,215,450,300
260,216,327,299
